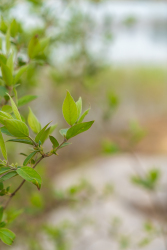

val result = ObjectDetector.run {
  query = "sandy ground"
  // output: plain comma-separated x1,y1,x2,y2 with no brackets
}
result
12,154,167,250
40,154,167,250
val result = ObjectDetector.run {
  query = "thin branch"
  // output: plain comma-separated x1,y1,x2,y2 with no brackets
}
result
55,138,67,152
28,136,38,147
3,156,44,210
3,138,68,210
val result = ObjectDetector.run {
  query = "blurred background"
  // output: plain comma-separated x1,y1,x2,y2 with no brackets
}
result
1,0,167,249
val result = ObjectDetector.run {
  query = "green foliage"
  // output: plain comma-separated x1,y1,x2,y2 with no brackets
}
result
3,119,29,137
35,122,51,143
62,91,78,126
6,53,14,73
66,121,94,139
0,86,7,97
28,107,41,134
5,28,10,54
0,86,92,247
0,228,15,245
0,172,17,182
0,111,13,125
39,124,57,144
1,105,12,113
49,136,59,149
30,192,44,209
28,36,49,59
76,97,82,119
14,65,29,84
0,2,96,247
17,166,42,190
0,130,7,160
128,120,146,146
78,108,90,123
131,169,160,190
23,151,38,166
102,139,120,154
1,63,13,86
8,94,22,120
7,139,33,145
0,167,10,175
59,128,68,137
18,95,37,107
119,235,130,249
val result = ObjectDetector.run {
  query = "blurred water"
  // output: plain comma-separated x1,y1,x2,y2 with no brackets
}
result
11,1,167,65
82,1,167,65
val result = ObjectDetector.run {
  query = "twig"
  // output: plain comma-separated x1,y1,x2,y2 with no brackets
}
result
3,156,44,210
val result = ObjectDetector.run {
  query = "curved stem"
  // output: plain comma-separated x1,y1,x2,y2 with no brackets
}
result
3,156,44,210
3,138,68,210
28,136,38,147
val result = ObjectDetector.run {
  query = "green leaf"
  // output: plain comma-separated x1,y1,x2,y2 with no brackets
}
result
6,28,10,54
28,36,40,59
39,37,49,53
7,209,24,223
0,54,7,65
18,95,37,107
23,151,37,166
13,65,28,84
40,127,50,144
0,130,7,160
0,228,15,245
0,222,6,228
62,91,78,126
49,124,57,134
40,124,57,144
0,207,3,222
7,139,33,145
66,121,94,139
0,126,14,137
0,171,17,182
13,87,18,105
0,86,7,97
35,122,51,143
17,166,42,189
8,95,21,120
20,153,27,157
78,108,90,123
49,135,59,148
0,167,11,175
0,182,3,190
1,63,13,86
21,115,26,123
0,111,13,125
7,209,23,224
3,119,29,137
148,169,160,183
28,107,41,134
6,53,14,73
0,17,7,34
10,19,18,38
1,105,12,113
0,112,11,120
28,36,49,59
59,142,72,149
76,97,82,119
59,128,68,137
0,189,6,196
